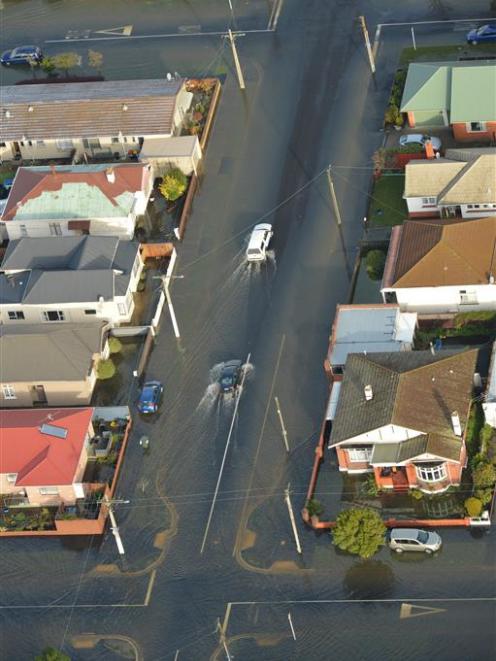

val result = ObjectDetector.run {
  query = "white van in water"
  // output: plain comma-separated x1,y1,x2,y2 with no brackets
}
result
389,528,442,554
246,223,273,262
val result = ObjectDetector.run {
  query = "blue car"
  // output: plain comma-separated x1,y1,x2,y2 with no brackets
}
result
137,380,163,414
466,24,496,44
219,360,243,396
0,45,43,66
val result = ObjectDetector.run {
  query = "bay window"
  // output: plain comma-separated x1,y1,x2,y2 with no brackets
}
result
347,447,372,463
416,463,447,483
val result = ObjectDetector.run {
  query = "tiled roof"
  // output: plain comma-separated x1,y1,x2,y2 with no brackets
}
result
2,163,149,222
330,349,477,445
0,408,93,486
0,79,184,141
370,433,461,464
438,155,496,204
404,160,465,198
383,217,496,288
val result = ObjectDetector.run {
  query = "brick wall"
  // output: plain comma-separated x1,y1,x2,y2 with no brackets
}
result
452,121,496,142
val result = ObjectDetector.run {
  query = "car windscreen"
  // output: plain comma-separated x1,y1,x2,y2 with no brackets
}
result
416,530,429,544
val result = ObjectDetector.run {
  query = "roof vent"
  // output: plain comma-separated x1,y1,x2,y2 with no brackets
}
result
39,423,68,439
106,168,115,183
451,411,462,437
364,385,373,401
5,110,11,118
28,106,34,113
490,274,495,284
122,104,128,111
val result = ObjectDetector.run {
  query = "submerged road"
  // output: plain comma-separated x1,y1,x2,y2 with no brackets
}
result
1,0,495,659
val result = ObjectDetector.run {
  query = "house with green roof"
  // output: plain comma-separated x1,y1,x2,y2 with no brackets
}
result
400,61,496,141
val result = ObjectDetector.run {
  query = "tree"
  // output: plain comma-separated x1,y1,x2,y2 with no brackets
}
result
35,647,71,661
51,52,80,77
365,250,386,281
464,497,483,518
40,57,57,76
108,337,122,354
159,168,188,202
472,461,496,489
97,358,116,380
332,508,386,559
305,499,323,517
88,49,104,73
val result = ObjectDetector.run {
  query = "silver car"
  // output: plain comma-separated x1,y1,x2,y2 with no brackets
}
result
389,528,442,554
399,133,442,151
246,223,273,262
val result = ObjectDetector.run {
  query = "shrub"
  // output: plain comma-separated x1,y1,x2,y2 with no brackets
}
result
332,508,386,559
159,168,188,201
464,497,483,517
97,358,116,380
480,424,494,456
35,647,71,661
51,52,80,77
384,104,401,125
365,250,386,281
474,488,494,506
410,489,424,500
40,57,56,75
305,499,323,517
108,337,122,354
472,461,496,489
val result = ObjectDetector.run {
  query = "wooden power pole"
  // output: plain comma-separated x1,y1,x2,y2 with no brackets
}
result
227,29,246,90
358,15,376,74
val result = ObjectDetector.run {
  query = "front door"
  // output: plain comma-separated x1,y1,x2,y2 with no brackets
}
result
32,385,47,405
12,142,21,158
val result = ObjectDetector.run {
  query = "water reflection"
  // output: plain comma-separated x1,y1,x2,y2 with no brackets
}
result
343,560,395,599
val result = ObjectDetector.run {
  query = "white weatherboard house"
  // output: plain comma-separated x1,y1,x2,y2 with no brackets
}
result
404,152,496,219
0,78,193,162
0,236,142,325
483,342,496,428
381,217,496,314
0,163,153,241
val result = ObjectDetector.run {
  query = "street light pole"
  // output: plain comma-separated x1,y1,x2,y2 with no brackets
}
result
226,29,246,90
274,396,290,453
326,166,342,227
284,483,302,555
358,15,376,74
103,496,130,556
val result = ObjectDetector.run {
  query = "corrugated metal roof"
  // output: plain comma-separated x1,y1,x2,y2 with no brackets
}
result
140,135,199,158
439,155,496,204
0,323,105,381
400,63,451,112
0,78,184,141
451,65,496,122
404,160,465,198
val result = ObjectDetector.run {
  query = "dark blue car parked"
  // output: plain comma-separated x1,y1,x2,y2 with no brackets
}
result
466,24,496,44
137,381,163,414
1,45,42,65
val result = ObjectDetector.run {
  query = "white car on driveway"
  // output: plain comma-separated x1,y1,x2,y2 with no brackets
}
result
399,134,442,151
246,223,273,262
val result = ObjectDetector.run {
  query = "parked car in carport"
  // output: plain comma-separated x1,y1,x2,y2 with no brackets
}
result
399,134,442,152
466,24,496,45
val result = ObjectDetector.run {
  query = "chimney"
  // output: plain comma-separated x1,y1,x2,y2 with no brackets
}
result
106,167,115,183
451,411,462,437
364,385,373,401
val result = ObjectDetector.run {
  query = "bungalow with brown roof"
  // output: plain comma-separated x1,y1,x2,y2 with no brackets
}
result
328,349,477,494
381,217,496,314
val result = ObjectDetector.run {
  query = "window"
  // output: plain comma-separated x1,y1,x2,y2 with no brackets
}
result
43,310,65,322
118,302,127,316
56,139,74,150
6,474,17,484
27,140,33,147
459,290,478,305
49,222,62,236
19,224,28,237
8,311,24,320
84,309,97,315
111,137,120,143
38,487,59,495
416,464,447,483
468,122,486,132
0,142,6,147
347,447,372,463
36,140,45,146
421,197,436,205
2,385,16,400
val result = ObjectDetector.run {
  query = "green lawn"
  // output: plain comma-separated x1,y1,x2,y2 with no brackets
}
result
369,174,407,227
400,43,496,65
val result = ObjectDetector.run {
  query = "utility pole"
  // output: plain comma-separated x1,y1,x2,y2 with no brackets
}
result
268,0,285,31
411,26,417,51
287,612,297,641
326,166,342,227
217,618,232,661
103,495,130,556
274,396,290,453
284,484,302,555
227,29,246,90
358,15,376,74
153,248,183,339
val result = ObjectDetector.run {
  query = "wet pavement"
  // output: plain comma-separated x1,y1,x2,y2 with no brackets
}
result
1,0,496,659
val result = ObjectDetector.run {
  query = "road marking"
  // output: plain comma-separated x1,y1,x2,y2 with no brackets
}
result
200,352,252,555
144,569,157,606
233,334,286,557
94,25,133,37
46,27,273,44
400,603,446,619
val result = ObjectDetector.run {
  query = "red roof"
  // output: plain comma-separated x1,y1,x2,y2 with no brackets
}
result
1,163,148,221
0,408,93,486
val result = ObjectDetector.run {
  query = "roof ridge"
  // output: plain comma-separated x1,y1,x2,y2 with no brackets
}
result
437,157,476,202
393,221,443,285
403,63,444,109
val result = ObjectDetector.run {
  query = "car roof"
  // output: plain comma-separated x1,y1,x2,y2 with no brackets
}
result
223,360,242,369
11,46,38,55
391,528,423,539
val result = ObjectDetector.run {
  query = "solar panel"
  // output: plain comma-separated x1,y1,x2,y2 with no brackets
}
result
40,423,68,439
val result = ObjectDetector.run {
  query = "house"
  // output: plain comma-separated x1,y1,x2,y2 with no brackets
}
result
324,304,417,381
328,349,478,493
0,323,109,408
483,341,496,428
0,235,143,325
139,135,202,176
0,163,153,241
404,153,496,219
0,78,193,162
0,406,130,507
381,217,496,314
400,61,496,141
